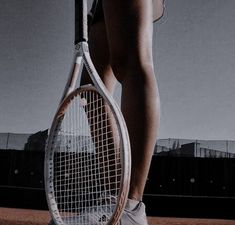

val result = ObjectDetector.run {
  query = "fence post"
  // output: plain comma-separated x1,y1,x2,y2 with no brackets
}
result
6,133,10,150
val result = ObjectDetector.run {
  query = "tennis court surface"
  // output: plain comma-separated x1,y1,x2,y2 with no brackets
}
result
0,207,234,225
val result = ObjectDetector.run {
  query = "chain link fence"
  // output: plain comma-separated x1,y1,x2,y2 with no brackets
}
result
1,133,235,158
155,138,235,158
0,131,48,151
0,133,30,150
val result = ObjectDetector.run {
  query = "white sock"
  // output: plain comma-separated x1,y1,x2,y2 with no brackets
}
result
125,198,140,211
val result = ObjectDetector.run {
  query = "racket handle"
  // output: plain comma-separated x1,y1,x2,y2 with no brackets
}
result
75,0,88,44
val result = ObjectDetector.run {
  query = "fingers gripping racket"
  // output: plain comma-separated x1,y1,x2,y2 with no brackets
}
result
44,0,131,225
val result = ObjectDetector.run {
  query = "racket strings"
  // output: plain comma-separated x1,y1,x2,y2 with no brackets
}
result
53,90,122,224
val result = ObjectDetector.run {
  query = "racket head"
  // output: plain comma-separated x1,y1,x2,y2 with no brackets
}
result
45,85,131,225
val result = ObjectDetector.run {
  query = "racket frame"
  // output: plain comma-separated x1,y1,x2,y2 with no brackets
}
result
45,18,131,225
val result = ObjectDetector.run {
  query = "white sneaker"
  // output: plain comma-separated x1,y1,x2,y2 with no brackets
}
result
118,199,148,225
48,198,148,225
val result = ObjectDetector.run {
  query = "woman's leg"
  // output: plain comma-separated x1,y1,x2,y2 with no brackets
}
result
102,0,160,201
80,20,116,92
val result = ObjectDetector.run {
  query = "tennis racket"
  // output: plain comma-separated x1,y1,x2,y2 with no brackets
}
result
44,0,131,224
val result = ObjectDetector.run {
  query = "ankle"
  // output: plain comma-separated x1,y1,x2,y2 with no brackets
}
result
126,198,140,211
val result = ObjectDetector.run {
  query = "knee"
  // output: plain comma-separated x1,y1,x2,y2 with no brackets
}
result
110,56,155,83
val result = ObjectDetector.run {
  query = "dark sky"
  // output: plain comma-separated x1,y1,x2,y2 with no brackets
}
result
0,0,235,140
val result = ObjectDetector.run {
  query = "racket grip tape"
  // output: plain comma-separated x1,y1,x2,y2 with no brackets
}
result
75,0,88,44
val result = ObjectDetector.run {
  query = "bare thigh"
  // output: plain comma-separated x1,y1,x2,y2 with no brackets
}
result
102,0,154,79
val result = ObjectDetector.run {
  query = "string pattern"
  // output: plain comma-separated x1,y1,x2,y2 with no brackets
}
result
52,90,122,224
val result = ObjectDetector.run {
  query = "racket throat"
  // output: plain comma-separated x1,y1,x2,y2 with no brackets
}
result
60,43,89,102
